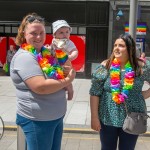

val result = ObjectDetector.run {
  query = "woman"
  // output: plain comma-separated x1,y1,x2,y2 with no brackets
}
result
90,34,150,150
10,13,76,150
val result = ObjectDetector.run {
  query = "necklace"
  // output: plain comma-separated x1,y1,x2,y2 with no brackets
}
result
21,43,68,79
110,58,135,104
55,49,68,65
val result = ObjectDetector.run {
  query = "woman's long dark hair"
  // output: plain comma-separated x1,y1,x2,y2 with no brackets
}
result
106,34,141,76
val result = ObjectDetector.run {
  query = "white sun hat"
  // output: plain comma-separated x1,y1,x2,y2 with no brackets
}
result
52,20,72,35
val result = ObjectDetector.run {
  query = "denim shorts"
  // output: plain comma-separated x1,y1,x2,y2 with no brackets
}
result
16,114,64,150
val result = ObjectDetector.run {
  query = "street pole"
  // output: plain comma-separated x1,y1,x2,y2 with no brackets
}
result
17,126,27,150
129,0,138,41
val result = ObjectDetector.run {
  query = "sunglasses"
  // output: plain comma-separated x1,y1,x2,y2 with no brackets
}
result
26,15,45,23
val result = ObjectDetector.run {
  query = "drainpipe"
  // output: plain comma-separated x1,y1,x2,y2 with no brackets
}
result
129,0,138,41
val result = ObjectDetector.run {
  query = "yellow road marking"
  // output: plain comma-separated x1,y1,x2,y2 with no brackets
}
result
4,126,150,136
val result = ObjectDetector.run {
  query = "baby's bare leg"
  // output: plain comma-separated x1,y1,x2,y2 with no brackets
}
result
65,84,74,100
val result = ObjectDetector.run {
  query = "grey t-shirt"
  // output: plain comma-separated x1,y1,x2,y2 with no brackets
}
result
10,48,66,121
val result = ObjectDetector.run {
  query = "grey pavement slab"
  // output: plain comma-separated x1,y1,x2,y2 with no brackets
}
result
0,76,91,129
65,102,89,125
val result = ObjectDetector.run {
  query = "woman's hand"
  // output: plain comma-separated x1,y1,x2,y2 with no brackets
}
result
91,117,101,132
66,69,76,82
63,60,72,76
139,52,146,63
142,88,150,100
90,95,100,132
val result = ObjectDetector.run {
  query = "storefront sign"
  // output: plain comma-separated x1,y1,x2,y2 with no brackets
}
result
125,22,147,35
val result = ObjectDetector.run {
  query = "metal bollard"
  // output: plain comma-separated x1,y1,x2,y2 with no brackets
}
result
17,126,27,150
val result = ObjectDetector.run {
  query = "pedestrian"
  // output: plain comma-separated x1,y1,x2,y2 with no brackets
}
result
139,52,146,63
45,20,79,100
10,12,76,150
89,34,150,150
6,45,16,75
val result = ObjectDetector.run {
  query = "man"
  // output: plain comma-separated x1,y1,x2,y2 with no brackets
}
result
6,45,16,75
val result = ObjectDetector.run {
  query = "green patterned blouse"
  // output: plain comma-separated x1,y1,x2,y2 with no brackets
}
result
89,60,150,127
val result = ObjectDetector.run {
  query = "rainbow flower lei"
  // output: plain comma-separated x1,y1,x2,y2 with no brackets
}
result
55,49,68,65
110,58,135,104
21,43,68,79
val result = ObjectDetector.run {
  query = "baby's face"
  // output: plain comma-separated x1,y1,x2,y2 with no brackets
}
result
54,27,70,39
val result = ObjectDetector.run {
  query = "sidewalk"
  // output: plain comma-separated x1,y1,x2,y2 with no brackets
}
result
0,76,150,133
0,76,92,131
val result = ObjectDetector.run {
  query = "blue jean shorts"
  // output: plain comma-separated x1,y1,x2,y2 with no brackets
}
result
16,114,64,150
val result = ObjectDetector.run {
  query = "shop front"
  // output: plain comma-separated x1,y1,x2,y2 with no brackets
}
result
0,0,109,78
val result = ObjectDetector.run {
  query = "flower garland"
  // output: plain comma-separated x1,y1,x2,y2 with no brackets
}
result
21,43,68,79
55,49,68,65
110,58,135,104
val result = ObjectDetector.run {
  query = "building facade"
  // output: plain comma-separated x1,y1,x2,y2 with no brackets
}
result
0,0,149,78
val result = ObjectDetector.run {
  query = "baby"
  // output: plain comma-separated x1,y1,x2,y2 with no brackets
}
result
52,20,78,61
48,20,78,100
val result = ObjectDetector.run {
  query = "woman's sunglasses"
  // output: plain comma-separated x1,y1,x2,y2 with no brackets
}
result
26,15,45,23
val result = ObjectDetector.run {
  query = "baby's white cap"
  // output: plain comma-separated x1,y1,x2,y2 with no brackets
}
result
52,20,72,34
